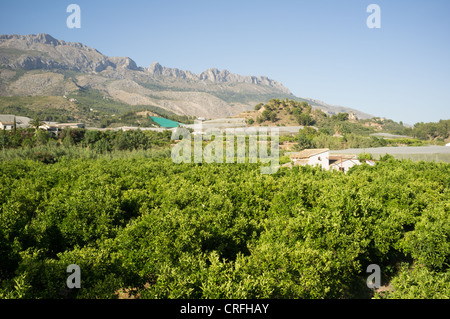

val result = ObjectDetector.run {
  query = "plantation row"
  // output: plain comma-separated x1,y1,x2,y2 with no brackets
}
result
0,127,173,151
0,157,449,298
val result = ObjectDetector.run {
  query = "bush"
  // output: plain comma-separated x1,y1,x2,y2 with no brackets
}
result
358,152,374,160
31,151,56,164
254,103,263,111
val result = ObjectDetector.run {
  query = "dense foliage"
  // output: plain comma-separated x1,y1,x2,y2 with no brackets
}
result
360,118,450,142
1,127,172,153
285,127,426,151
409,120,450,141
0,156,448,299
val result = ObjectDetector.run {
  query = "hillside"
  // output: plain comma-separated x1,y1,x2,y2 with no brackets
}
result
237,98,375,132
234,98,450,148
0,33,374,124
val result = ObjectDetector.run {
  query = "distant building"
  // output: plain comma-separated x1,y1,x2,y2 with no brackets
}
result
55,123,85,129
40,122,86,137
40,124,62,137
290,148,330,170
287,149,374,173
0,115,31,130
329,155,362,173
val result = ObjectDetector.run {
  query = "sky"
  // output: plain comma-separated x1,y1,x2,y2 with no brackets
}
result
1,0,449,124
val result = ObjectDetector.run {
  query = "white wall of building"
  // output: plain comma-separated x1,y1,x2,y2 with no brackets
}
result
330,159,362,173
0,123,13,130
307,151,329,170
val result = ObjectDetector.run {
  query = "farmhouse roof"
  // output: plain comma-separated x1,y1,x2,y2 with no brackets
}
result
0,115,31,128
290,148,329,159
0,115,15,122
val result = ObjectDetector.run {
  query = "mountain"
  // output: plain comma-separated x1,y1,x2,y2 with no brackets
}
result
0,33,373,120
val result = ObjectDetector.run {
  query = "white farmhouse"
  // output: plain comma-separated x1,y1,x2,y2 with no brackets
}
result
290,148,330,170
287,149,375,173
0,115,31,130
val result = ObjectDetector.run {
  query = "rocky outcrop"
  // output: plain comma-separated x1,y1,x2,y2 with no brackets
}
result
147,62,197,80
0,33,116,73
147,63,290,93
199,68,287,91
109,57,140,71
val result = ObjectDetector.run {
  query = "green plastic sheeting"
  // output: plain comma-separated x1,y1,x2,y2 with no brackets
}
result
150,117,181,128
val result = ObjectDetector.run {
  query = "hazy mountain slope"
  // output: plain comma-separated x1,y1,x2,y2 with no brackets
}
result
0,33,373,119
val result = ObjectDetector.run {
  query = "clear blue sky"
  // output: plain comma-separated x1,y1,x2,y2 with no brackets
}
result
1,0,449,124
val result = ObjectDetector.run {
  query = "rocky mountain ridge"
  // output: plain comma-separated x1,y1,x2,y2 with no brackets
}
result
0,33,373,119
0,33,289,92
147,62,289,92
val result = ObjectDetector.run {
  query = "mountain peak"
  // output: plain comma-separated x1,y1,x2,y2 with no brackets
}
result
109,56,139,70
34,33,59,45
148,62,163,74
1,33,62,47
